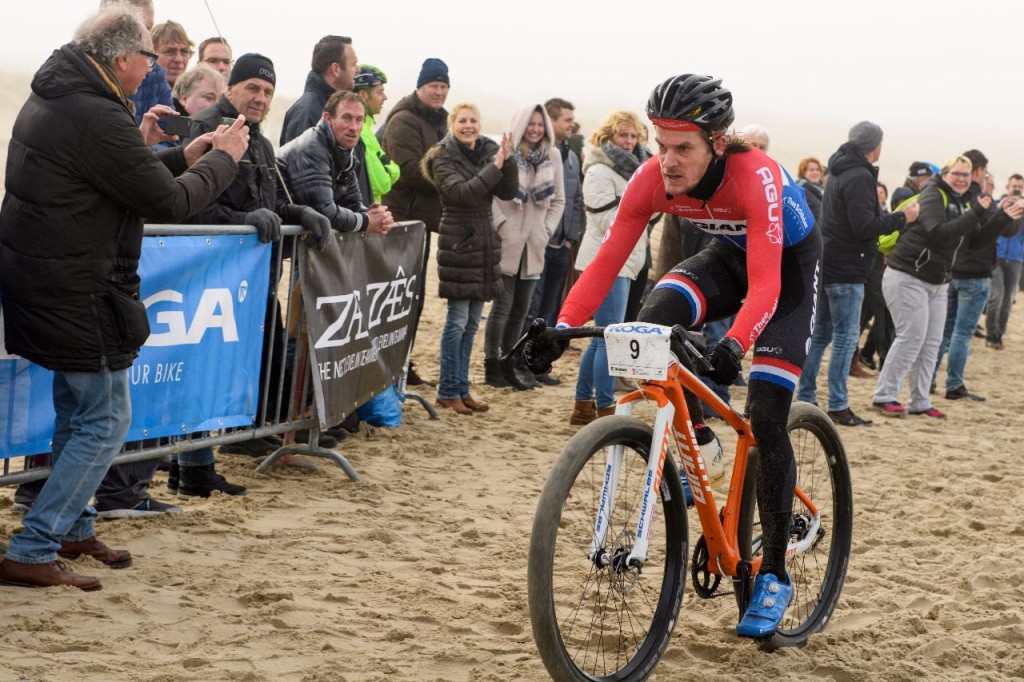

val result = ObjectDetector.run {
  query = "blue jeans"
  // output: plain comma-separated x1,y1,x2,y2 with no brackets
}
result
527,244,572,327
438,298,484,399
797,282,865,411
575,277,630,409
6,367,132,564
179,446,215,467
934,277,990,391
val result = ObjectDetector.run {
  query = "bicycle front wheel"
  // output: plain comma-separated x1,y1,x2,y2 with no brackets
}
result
528,416,688,682
766,401,854,649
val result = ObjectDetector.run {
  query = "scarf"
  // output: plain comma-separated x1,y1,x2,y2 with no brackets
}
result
514,141,555,206
601,141,652,182
84,51,135,118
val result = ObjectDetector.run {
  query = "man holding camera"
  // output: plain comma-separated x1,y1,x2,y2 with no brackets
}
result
0,5,246,589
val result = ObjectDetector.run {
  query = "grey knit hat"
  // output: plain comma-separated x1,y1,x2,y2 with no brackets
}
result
848,121,883,154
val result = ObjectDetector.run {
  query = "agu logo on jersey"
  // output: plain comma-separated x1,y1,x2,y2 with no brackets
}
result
755,166,782,245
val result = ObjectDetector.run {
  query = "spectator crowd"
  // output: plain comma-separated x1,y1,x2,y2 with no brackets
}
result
1,0,1022,590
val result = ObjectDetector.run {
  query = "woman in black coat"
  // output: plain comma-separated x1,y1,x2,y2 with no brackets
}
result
422,102,518,414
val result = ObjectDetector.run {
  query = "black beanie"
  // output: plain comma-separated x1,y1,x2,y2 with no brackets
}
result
416,58,449,88
229,53,276,87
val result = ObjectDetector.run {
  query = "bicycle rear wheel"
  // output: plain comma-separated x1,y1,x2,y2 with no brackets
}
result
528,416,688,681
762,401,853,649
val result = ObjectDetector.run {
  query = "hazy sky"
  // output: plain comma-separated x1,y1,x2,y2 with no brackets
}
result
3,0,1023,192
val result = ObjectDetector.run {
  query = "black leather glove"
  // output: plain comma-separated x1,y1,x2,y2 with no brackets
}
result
703,337,744,386
523,330,569,375
244,208,282,244
298,206,332,251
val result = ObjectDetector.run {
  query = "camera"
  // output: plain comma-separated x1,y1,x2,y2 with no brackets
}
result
157,114,192,138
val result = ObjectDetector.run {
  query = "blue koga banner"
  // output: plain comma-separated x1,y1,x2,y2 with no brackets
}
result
0,234,270,458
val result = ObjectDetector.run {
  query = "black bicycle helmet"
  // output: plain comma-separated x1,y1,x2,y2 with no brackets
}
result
646,74,734,134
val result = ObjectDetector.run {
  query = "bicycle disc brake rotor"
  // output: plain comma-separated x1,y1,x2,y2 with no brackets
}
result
608,529,642,594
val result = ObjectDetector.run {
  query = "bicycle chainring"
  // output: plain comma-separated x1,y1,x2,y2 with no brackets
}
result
690,535,722,599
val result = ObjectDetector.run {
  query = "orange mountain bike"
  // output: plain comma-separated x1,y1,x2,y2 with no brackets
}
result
509,321,852,681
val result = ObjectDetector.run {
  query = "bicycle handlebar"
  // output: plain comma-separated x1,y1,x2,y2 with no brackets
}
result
504,318,715,376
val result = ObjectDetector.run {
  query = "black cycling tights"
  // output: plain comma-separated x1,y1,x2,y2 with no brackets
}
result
746,379,797,580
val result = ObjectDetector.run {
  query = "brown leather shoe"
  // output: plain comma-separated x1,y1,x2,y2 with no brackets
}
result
596,405,617,418
436,397,473,415
569,400,596,426
58,536,132,569
0,558,101,591
461,396,489,412
849,355,874,378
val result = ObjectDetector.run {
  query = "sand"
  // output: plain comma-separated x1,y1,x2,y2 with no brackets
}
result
2,244,1024,682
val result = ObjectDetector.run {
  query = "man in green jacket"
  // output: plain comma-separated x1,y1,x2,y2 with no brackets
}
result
353,64,400,204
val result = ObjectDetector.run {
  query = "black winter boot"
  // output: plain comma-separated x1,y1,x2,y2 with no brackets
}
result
179,463,247,498
500,356,531,391
167,460,180,494
484,358,511,388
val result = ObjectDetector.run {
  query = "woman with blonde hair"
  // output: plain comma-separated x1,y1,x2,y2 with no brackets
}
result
483,103,565,389
569,110,655,424
423,103,518,413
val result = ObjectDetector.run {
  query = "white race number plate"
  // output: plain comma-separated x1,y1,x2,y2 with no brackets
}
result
604,323,673,380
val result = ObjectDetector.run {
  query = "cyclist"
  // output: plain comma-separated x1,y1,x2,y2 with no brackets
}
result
523,73,821,638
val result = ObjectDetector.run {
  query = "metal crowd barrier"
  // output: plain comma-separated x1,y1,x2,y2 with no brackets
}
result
0,221,433,490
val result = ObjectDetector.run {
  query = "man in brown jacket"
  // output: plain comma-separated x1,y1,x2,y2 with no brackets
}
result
380,57,451,386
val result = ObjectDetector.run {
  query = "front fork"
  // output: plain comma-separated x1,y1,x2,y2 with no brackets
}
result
588,401,676,569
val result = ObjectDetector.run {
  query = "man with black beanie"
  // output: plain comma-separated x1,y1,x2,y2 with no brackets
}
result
185,53,336,465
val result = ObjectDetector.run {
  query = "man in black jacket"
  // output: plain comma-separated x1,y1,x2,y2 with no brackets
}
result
933,151,1023,401
0,5,246,590
187,53,334,464
279,35,357,146
796,121,918,426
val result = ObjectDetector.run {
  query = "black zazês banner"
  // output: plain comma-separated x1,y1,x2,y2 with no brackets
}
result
299,222,425,427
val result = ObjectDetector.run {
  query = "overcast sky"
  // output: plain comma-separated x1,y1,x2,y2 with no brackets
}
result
3,0,1023,192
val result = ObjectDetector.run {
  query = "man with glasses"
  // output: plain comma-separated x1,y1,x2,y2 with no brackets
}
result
198,36,233,78
152,20,193,88
0,4,247,589
933,150,1022,401
100,0,173,123
280,35,358,145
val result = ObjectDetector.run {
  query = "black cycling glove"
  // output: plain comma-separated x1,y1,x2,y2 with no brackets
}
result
523,330,569,375
244,208,282,244
704,337,744,386
298,206,332,251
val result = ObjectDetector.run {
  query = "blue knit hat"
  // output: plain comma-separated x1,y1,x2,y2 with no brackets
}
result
416,58,449,88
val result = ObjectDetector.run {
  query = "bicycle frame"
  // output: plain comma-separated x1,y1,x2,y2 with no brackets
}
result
589,355,821,579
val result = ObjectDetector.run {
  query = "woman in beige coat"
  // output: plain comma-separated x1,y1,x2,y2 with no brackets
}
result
483,103,565,389
569,110,654,424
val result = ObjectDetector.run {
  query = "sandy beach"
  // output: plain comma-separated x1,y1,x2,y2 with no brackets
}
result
2,237,1024,682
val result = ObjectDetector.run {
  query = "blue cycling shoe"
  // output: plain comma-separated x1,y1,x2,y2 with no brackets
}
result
736,572,792,638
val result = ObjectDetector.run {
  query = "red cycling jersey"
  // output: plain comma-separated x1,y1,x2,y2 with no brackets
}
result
558,148,813,353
